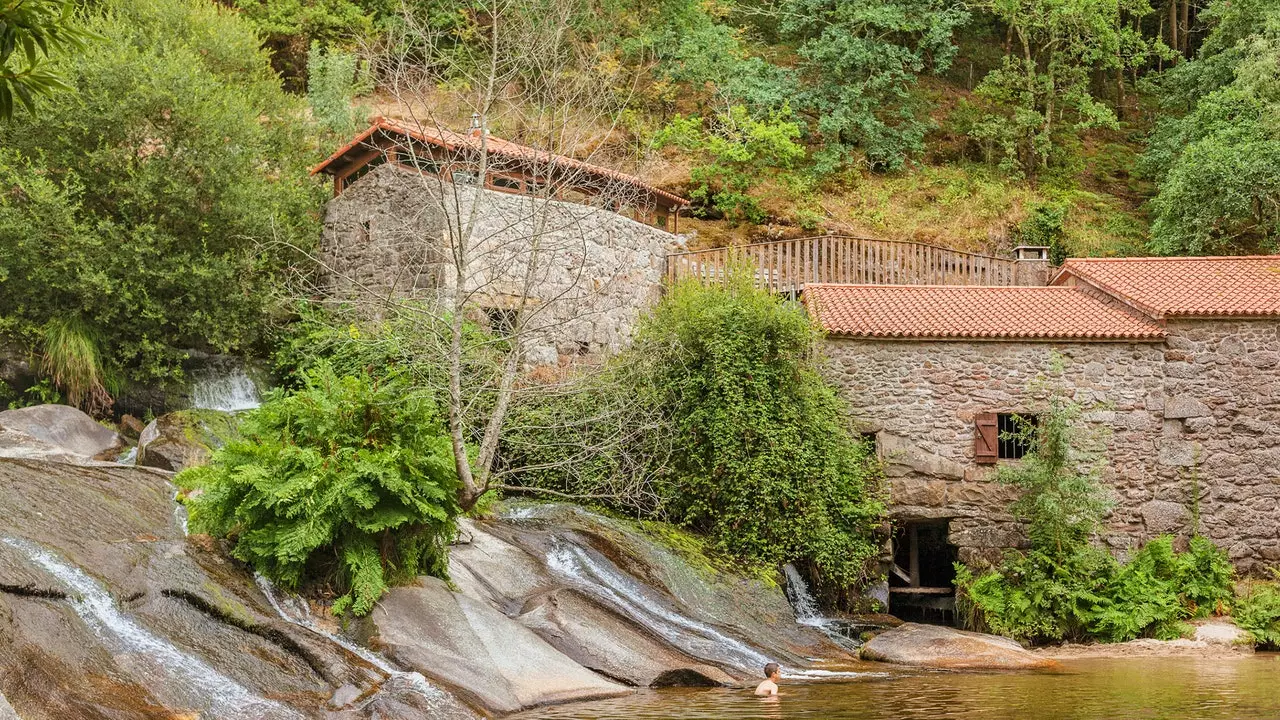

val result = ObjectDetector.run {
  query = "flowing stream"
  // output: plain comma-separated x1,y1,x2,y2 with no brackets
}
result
546,539,775,674
190,363,262,412
253,575,476,717
3,538,298,719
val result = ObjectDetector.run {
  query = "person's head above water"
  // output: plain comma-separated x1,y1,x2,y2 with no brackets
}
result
763,662,780,679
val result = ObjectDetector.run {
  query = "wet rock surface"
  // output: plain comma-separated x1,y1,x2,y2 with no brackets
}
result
0,457,473,720
0,404,123,462
137,409,240,472
358,578,633,715
860,622,1056,670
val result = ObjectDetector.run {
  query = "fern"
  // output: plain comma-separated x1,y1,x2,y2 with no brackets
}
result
178,363,460,616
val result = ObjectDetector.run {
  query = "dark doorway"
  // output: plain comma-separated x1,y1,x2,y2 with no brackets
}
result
888,521,958,625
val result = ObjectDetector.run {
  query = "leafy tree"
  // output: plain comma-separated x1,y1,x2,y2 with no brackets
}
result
657,105,804,223
780,0,968,171
1142,0,1280,254
307,43,370,136
179,364,460,616
0,0,93,119
969,0,1161,173
0,0,323,394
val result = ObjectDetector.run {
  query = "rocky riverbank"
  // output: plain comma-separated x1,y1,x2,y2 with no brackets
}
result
0,405,859,718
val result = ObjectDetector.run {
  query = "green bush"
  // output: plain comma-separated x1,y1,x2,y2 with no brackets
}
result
504,273,885,601
0,0,323,389
178,364,460,616
956,388,1235,644
1234,579,1280,648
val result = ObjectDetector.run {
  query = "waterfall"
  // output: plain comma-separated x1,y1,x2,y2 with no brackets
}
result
3,538,298,720
117,446,138,465
782,563,826,627
190,364,261,412
253,575,475,717
545,540,773,673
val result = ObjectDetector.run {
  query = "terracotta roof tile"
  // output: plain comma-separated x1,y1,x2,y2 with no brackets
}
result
1053,256,1280,318
804,284,1166,341
312,117,688,207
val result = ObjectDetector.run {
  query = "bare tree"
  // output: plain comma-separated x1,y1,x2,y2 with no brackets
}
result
301,0,678,511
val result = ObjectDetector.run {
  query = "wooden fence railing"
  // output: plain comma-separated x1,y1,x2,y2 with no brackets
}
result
665,235,1025,292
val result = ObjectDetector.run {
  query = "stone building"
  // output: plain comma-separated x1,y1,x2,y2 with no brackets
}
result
313,121,687,364
805,256,1280,606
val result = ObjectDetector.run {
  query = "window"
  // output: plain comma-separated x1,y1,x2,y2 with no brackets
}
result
452,170,481,185
975,412,1038,463
860,431,878,455
491,176,523,192
997,413,1038,460
484,307,519,336
358,219,372,243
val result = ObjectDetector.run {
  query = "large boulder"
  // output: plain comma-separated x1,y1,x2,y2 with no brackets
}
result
860,622,1056,670
137,409,240,472
358,578,632,715
0,405,122,461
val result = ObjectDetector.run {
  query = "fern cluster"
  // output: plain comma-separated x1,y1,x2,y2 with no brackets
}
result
178,364,460,616
1234,579,1280,648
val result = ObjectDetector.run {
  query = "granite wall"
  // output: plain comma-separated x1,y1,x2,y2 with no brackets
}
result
825,320,1280,573
319,164,674,363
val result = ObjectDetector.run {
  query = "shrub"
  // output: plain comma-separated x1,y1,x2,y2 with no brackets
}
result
1234,579,1280,648
178,364,460,616
504,273,886,602
40,317,116,416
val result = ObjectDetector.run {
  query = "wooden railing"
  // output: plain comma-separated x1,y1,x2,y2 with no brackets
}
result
665,235,1026,292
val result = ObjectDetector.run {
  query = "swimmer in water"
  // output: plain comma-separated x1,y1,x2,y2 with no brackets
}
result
754,662,781,696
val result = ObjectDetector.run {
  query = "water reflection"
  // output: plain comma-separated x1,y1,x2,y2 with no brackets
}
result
515,656,1280,720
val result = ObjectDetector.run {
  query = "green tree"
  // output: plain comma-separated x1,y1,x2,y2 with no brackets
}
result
179,364,460,616
970,0,1160,173
780,0,968,171
657,105,804,223
1142,0,1280,254
0,0,93,119
0,0,323,396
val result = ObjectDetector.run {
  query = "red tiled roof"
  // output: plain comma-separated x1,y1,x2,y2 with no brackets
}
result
804,284,1166,341
1052,256,1280,319
311,117,688,207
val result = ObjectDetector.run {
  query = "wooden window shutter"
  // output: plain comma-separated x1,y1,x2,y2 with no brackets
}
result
974,412,998,464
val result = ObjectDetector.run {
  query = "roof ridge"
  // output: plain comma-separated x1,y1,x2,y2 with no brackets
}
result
1063,255,1280,263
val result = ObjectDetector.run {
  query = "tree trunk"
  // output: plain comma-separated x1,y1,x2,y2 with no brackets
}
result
1180,0,1191,56
1168,0,1179,59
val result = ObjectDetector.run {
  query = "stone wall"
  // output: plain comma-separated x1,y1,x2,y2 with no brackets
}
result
825,322,1280,573
319,164,675,363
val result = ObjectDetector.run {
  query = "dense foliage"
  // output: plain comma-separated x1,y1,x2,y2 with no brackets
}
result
503,275,886,600
1234,579,1280,648
0,0,323,405
956,392,1234,644
1143,0,1280,254
179,364,460,616
0,0,92,118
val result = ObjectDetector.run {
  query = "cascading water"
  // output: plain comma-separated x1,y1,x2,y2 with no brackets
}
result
253,575,476,718
545,540,773,673
783,563,826,627
3,537,298,719
190,363,261,412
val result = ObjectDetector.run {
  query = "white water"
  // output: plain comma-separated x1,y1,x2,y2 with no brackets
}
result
253,575,474,716
117,446,138,465
190,365,261,412
782,563,826,627
3,538,298,719
546,540,774,672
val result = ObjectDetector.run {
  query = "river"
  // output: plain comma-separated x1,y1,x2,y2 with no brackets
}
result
515,655,1280,720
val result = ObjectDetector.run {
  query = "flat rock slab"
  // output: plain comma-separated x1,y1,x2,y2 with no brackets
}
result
364,578,632,715
860,623,1055,670
0,405,122,460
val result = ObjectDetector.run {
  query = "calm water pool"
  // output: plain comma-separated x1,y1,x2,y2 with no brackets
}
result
515,656,1280,720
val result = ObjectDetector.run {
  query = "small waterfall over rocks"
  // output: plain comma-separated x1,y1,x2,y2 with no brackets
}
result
253,574,477,718
546,539,774,674
3,537,299,719
189,361,262,412
783,563,826,627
